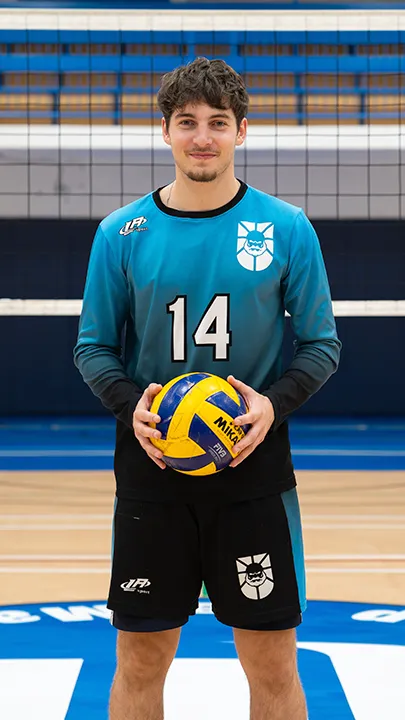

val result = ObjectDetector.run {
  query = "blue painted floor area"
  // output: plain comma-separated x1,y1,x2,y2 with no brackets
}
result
0,417,404,470
1,598,404,719
1,420,405,718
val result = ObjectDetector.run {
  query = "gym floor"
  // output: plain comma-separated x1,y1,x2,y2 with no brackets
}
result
0,417,404,719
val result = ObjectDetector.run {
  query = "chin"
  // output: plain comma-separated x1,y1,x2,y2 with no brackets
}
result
185,170,219,183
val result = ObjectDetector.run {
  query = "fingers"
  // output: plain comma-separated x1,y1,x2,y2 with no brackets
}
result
232,426,260,456
230,433,264,468
137,383,162,410
227,374,248,391
227,374,251,415
229,445,252,468
227,374,251,399
133,382,162,427
133,383,166,470
134,412,161,438
233,412,252,427
147,449,166,470
135,432,166,470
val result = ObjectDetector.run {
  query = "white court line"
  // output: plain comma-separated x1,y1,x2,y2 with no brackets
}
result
303,514,405,521
307,568,405,574
1,522,405,531
0,567,110,574
304,523,405,530
2,422,404,432
1,448,405,458
1,513,404,521
307,554,405,561
0,524,111,530
0,514,112,520
0,554,111,560
294,449,405,456
1,567,405,574
294,424,405,431
1,421,404,432
0,449,114,457
1,554,405,562
0,658,83,720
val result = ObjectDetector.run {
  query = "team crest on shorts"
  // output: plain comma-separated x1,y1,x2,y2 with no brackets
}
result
236,553,274,600
236,221,274,272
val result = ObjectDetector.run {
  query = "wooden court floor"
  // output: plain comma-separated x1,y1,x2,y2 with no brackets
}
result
0,469,404,607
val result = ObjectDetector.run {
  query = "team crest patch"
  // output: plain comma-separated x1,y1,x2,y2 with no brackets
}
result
119,216,147,236
236,553,274,600
237,221,274,271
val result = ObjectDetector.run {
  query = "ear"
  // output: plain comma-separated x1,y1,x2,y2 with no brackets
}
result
236,118,247,147
162,117,171,146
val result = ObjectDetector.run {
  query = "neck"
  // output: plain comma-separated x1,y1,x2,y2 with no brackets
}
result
163,170,241,212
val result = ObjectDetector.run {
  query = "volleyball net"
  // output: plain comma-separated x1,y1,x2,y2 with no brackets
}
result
0,7,404,337
0,8,404,220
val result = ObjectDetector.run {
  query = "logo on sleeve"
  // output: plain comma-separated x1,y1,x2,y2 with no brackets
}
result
119,216,148,236
237,221,274,271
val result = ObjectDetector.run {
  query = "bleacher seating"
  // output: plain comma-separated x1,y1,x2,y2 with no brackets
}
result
0,30,404,124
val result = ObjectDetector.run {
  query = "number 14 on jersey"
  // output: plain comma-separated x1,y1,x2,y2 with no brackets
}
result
167,295,232,362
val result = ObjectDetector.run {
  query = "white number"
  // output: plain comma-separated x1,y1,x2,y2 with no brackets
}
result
193,295,231,361
167,296,186,362
167,294,231,362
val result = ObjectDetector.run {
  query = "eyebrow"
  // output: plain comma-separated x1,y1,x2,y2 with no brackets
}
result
174,112,231,120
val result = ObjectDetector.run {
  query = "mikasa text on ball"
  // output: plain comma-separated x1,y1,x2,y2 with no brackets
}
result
149,372,249,475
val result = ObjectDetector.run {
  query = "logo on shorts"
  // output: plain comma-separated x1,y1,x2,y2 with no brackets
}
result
120,578,151,594
236,553,274,600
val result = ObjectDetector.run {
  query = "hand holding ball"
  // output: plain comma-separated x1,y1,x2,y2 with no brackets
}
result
149,372,249,475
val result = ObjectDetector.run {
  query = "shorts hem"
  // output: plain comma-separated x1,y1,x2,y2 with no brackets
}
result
107,600,198,617
212,601,303,630
215,612,303,631
111,611,189,633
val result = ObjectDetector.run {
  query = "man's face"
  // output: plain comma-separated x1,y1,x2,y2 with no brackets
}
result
162,102,247,183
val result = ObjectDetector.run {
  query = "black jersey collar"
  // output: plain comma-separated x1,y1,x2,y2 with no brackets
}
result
153,180,247,218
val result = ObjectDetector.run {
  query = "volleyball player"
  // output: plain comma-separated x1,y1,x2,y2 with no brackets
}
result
74,57,341,720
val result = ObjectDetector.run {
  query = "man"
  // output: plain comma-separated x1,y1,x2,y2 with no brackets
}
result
74,57,341,720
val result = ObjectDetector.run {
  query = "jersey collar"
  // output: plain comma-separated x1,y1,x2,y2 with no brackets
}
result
153,180,248,218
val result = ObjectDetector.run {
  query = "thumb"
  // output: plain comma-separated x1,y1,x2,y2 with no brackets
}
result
227,375,252,403
227,375,249,392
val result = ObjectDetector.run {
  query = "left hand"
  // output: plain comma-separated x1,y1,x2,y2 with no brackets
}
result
227,375,275,469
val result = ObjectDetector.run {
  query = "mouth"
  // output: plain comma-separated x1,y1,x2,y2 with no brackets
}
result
189,153,217,160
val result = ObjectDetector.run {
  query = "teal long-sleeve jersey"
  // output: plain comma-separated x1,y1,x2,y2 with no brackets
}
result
74,182,341,503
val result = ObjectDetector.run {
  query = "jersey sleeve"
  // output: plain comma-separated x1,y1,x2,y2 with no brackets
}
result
73,224,142,427
263,210,341,430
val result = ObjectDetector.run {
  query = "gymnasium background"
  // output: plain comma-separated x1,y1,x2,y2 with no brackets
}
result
0,0,404,418
0,2,405,718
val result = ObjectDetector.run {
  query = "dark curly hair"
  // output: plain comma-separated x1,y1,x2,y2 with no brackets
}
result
157,57,249,129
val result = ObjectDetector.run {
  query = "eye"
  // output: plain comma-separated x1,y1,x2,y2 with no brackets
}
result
214,121,227,127
179,119,194,126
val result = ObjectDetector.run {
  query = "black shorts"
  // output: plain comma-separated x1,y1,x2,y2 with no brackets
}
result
107,488,306,632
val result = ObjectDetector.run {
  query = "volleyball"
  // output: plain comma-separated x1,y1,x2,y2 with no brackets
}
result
149,373,249,475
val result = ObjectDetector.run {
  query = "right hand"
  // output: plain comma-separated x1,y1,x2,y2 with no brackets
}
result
132,383,166,470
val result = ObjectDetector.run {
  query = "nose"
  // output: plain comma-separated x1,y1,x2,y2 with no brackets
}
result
192,125,213,148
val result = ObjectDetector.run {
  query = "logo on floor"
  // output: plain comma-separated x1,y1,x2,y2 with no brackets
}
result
0,599,404,720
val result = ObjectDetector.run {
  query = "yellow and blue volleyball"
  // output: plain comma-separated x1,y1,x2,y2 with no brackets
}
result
149,372,249,475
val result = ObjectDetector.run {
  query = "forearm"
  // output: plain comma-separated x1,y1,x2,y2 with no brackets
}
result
74,344,142,428
263,339,341,430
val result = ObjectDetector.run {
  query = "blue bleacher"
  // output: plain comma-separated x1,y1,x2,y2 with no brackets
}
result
0,29,404,124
